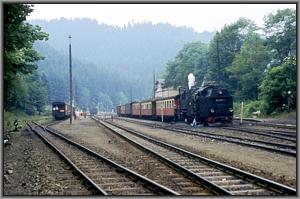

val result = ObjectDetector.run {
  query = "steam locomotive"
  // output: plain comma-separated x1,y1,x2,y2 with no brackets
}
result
117,83,233,126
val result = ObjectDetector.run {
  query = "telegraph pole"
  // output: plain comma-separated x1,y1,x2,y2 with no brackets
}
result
153,69,156,99
216,32,221,85
69,35,73,124
130,86,132,103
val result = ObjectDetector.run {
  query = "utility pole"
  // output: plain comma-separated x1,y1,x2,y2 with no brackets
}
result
130,86,132,103
69,35,73,124
216,32,221,85
153,69,156,99
288,90,291,112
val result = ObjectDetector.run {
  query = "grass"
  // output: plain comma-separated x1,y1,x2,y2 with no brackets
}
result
271,110,296,119
4,110,54,133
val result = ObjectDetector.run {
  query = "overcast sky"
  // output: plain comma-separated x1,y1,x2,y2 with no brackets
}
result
27,4,296,32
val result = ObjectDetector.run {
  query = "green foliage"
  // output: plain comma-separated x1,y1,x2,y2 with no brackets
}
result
259,56,296,114
207,18,257,90
27,72,49,114
4,4,48,76
4,110,52,132
264,8,296,65
164,9,296,116
4,110,19,132
30,18,215,106
164,41,209,88
4,4,49,114
227,32,270,101
35,43,134,110
234,101,267,118
5,71,49,115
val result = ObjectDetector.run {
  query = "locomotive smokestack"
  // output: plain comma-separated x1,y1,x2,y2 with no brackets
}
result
188,73,195,90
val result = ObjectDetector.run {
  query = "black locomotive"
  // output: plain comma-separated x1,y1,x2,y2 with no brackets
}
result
179,84,233,126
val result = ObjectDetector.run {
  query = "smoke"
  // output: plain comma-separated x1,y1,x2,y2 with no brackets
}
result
188,73,195,89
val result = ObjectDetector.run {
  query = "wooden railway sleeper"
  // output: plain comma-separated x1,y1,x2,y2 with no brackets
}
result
231,189,271,195
220,183,256,190
212,179,245,185
196,171,228,176
204,175,236,180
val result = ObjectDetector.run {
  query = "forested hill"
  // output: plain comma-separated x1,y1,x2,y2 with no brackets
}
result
30,18,215,110
30,18,214,75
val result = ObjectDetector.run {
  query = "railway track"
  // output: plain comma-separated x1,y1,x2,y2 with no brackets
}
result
93,117,296,196
27,121,179,196
46,120,214,195
113,117,296,157
233,118,296,130
222,127,296,142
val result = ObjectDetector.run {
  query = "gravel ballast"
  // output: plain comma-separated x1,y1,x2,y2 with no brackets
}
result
113,118,296,188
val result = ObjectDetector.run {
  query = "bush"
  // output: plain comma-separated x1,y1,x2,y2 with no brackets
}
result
4,110,27,132
233,100,267,118
4,110,53,133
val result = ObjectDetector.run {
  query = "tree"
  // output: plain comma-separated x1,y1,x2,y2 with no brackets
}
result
27,72,49,115
97,92,113,111
4,4,48,110
207,18,257,91
164,41,209,88
227,32,270,101
257,8,296,114
5,71,49,115
264,8,296,65
259,56,296,114
78,87,91,110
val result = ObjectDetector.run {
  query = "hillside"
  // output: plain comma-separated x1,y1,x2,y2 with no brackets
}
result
31,18,215,110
